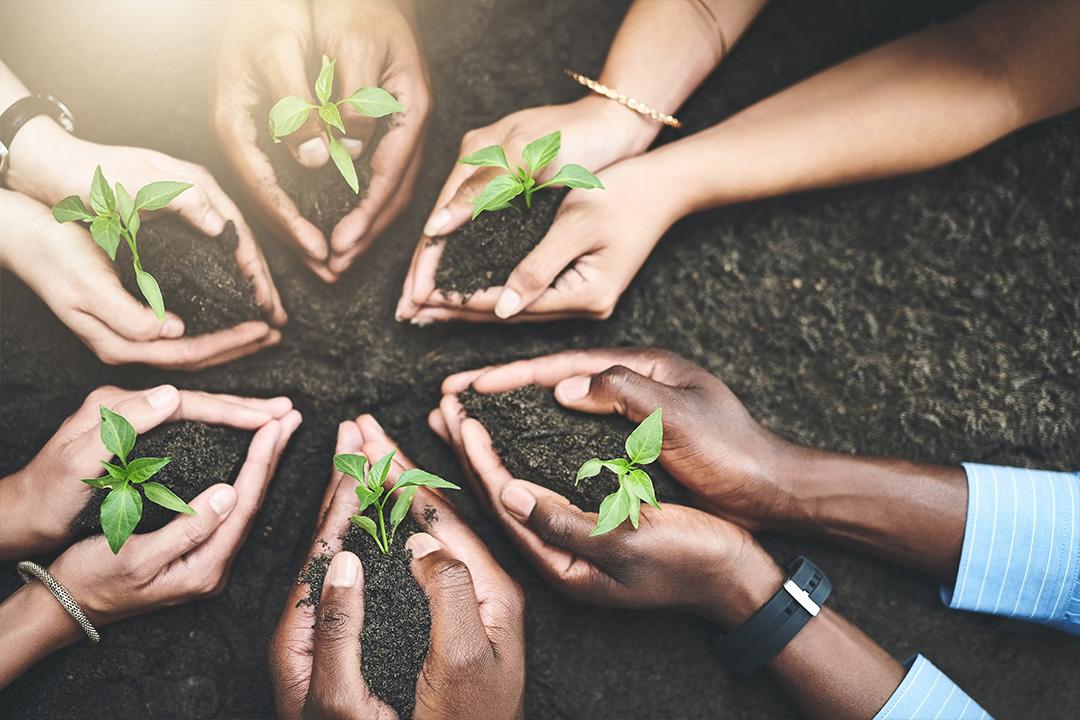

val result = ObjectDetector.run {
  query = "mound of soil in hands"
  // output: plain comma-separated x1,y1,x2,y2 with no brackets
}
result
459,385,688,510
434,189,568,298
118,219,261,335
71,421,251,538
260,125,383,238
298,514,432,720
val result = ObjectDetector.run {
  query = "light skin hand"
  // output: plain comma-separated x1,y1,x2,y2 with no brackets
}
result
0,411,299,687
269,415,525,720
0,385,296,560
401,155,685,324
0,190,282,368
314,0,433,277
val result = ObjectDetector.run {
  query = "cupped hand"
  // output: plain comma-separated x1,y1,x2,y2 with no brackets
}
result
428,395,782,628
0,191,282,367
0,385,297,559
269,415,525,720
398,154,682,323
45,407,299,625
315,0,432,277
437,348,796,529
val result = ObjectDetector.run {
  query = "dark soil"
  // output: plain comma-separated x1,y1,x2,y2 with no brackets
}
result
459,385,688,511
297,514,431,720
434,189,568,297
260,123,381,238
70,421,251,538
118,219,261,335
3,1,1079,719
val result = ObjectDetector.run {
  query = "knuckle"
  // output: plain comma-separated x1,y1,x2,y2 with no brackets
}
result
184,520,211,547
537,507,577,548
512,258,554,292
313,604,354,645
430,557,474,595
309,690,358,720
592,365,633,396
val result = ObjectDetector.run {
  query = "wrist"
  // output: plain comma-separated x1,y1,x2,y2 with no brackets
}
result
0,581,83,686
572,94,659,161
0,469,57,559
693,535,786,629
4,115,83,204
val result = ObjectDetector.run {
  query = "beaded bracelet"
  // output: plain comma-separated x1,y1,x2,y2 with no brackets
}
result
17,561,101,644
564,69,682,129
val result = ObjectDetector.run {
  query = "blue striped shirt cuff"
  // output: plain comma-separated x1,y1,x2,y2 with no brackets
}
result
874,655,989,719
941,463,1080,634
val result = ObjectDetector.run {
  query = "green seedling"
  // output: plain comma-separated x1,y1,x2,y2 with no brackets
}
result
82,406,195,554
268,54,403,193
52,166,191,320
458,130,604,219
575,407,663,536
334,450,460,555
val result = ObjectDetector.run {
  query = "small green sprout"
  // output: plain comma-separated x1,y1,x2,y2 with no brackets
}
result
458,130,604,219
82,406,195,554
575,407,663,536
269,54,403,193
52,166,191,320
334,450,459,555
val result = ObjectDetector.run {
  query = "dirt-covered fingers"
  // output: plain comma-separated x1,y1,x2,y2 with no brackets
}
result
318,420,364,523
395,233,445,320
83,319,279,370
228,212,288,326
169,390,292,428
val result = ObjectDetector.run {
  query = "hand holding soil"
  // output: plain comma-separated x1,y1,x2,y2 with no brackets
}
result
270,415,525,720
0,385,297,560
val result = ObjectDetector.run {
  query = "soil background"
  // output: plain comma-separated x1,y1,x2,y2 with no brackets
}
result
2,1,1079,719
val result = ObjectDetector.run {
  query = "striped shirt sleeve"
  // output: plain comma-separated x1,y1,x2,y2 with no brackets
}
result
940,463,1080,634
874,655,990,720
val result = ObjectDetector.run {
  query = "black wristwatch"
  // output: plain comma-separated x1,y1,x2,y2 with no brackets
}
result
0,94,76,187
713,556,832,675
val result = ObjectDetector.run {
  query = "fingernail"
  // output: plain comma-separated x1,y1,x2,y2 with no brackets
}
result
556,376,591,402
501,483,536,521
297,137,329,168
341,138,364,158
494,288,522,319
406,533,442,559
160,318,185,338
147,385,178,409
210,486,236,517
411,316,434,327
423,208,451,237
329,552,360,587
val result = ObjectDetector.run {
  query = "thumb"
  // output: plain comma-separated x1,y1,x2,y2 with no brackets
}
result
95,273,186,340
494,223,585,319
553,365,673,423
407,533,492,662
309,552,367,695
262,47,330,169
500,481,612,563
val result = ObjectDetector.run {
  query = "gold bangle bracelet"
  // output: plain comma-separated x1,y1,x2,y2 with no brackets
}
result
564,69,682,129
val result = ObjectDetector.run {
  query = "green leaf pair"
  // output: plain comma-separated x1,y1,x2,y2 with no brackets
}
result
458,130,604,219
334,450,459,555
575,407,663,536
268,55,404,194
52,166,191,320
82,406,195,554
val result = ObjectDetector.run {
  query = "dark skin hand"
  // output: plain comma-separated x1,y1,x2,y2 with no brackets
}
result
430,401,905,720
439,347,969,582
268,415,525,720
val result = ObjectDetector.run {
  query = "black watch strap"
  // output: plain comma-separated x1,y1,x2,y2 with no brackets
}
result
713,557,831,675
0,94,76,185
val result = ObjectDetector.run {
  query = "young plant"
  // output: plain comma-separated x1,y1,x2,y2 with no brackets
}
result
458,130,604,219
575,407,663,536
268,54,403,194
334,450,460,555
52,166,191,320
82,406,195,554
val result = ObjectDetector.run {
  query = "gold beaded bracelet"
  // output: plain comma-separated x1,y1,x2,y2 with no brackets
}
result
564,69,682,129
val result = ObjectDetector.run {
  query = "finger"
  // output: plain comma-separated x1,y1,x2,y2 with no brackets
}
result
318,420,364,522
259,41,329,168
553,365,675,422
406,533,493,663
396,233,444,320
423,166,503,238
492,218,592,319
412,285,501,311
221,206,289,327
89,274,186,341
330,45,383,152
111,322,278,371
184,392,294,418
409,305,585,325
70,384,183,462
421,161,480,238
171,390,281,428
130,482,237,566
465,349,689,396
500,480,609,560
428,407,450,443
308,551,375,709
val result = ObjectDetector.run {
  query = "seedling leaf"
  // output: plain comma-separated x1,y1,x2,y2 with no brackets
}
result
334,453,368,481
126,456,171,484
315,55,335,105
99,405,136,462
328,136,360,194
342,86,403,118
115,182,135,225
318,102,346,134
522,131,560,173
101,460,127,480
625,408,663,465
101,482,142,554
540,163,604,191
591,487,631,536
576,458,603,483
350,514,380,544
369,451,395,492
268,95,315,141
136,267,166,321
355,485,379,513
90,214,121,261
625,480,641,529
89,165,115,215
134,181,193,212
459,144,511,171
82,476,116,489
143,481,196,514
389,486,418,534
626,468,661,509
52,195,93,223
471,175,524,219
390,468,460,494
